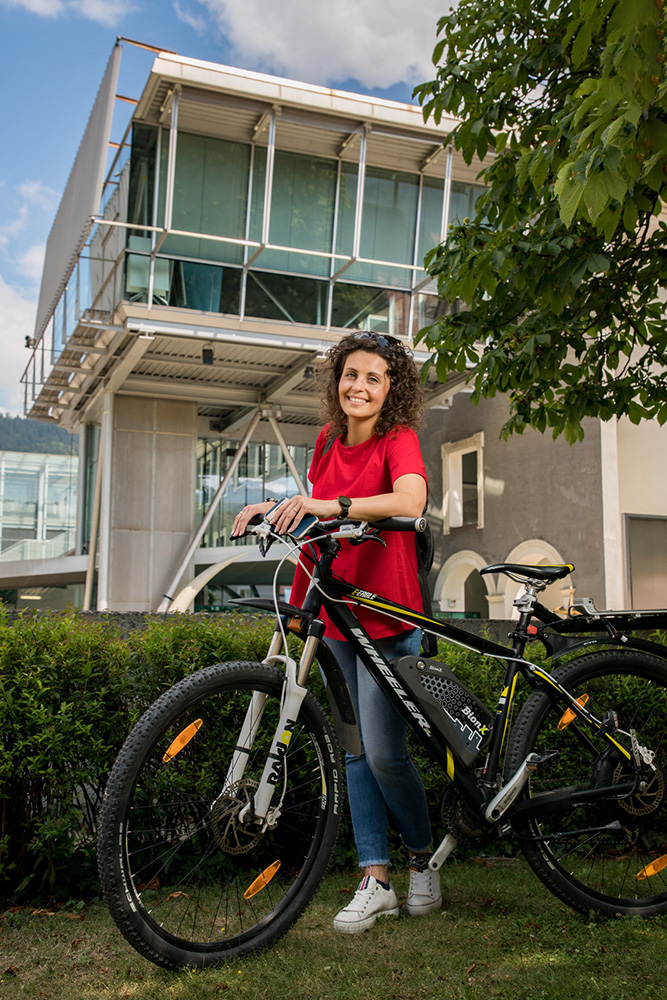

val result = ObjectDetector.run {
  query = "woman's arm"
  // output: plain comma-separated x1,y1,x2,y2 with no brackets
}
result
266,473,426,535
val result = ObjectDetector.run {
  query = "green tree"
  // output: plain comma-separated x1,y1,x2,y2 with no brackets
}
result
415,0,667,441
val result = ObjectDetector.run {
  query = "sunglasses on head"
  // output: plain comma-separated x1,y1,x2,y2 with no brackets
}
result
350,330,399,349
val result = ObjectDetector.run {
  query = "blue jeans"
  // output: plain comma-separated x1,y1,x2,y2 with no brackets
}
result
327,630,433,868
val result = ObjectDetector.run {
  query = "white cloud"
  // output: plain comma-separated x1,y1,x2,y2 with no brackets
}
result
0,205,29,248
0,0,136,24
16,243,46,285
0,181,58,253
0,275,37,415
173,0,207,34
70,0,137,27
0,0,66,14
195,0,448,91
18,180,60,213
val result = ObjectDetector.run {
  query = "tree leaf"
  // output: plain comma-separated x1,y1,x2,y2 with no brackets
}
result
557,174,584,228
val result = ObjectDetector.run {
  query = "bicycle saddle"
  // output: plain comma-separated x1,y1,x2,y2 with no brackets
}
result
480,562,574,582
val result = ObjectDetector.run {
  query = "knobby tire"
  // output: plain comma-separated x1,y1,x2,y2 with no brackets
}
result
507,650,667,917
97,661,342,969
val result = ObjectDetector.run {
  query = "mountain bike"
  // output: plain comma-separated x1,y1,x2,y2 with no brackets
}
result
97,513,667,970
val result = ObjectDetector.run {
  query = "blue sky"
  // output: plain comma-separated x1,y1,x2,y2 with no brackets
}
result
0,0,446,415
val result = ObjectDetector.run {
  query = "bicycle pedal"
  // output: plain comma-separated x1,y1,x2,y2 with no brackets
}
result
529,749,559,769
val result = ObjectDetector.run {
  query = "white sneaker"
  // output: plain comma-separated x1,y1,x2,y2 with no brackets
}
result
333,875,400,933
406,860,442,916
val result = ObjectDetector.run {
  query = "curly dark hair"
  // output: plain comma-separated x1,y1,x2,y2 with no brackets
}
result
318,332,425,440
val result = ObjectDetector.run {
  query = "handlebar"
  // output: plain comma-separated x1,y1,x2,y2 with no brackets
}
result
232,514,427,543
367,516,427,533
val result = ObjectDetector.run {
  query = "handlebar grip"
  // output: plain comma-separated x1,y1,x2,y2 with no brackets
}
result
370,516,427,532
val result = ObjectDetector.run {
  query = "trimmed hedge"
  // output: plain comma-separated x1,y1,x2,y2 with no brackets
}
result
0,610,281,902
0,608,532,903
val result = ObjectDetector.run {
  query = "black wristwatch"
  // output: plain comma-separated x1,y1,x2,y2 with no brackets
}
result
337,495,352,519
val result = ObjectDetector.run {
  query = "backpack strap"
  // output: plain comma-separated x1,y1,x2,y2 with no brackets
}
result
414,515,437,657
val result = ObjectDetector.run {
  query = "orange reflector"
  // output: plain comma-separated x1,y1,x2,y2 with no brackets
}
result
557,694,589,730
244,861,281,900
163,719,203,762
636,855,667,880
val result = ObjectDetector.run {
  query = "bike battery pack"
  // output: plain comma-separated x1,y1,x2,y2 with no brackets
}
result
393,655,494,766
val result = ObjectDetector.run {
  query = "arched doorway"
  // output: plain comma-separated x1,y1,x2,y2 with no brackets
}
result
434,550,491,619
501,539,574,618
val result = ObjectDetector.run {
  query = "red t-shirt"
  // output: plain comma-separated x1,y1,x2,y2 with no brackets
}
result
290,426,427,640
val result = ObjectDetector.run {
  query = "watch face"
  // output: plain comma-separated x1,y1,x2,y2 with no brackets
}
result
338,495,352,516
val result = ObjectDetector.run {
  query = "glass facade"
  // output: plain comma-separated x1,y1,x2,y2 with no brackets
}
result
121,121,485,336
0,452,78,561
195,438,313,549
21,114,486,407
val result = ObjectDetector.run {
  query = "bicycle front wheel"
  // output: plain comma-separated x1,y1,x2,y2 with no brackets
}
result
97,661,342,969
507,649,667,917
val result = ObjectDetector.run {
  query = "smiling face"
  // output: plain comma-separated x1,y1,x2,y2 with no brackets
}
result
338,349,391,434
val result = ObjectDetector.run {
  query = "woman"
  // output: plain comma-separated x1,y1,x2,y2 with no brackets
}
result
232,331,441,933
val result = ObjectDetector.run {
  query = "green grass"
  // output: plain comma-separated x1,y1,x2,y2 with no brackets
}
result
2,859,666,1000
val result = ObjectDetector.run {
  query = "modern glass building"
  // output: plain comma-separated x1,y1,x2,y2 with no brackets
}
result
15,43,485,612
0,451,77,560
0,450,80,609
15,43,663,615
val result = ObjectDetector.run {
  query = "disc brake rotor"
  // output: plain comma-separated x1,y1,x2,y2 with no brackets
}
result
613,762,665,817
211,779,262,854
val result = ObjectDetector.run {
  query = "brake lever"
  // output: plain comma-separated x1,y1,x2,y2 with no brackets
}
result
259,533,276,556
350,528,386,548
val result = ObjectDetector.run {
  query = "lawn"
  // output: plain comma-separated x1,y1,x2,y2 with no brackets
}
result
2,858,665,1000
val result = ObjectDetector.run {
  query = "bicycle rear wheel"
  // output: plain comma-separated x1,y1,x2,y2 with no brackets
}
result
507,650,667,917
97,661,342,969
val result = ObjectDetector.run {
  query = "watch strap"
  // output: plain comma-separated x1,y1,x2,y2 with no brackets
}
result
337,495,352,518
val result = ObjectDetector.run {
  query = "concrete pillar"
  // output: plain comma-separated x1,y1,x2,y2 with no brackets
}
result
106,395,197,610
600,419,624,610
486,593,507,620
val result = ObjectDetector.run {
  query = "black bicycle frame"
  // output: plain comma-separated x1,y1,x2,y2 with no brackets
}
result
315,576,538,810
312,574,662,813
233,529,667,821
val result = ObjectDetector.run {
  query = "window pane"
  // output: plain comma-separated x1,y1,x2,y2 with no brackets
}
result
336,164,419,288
331,283,408,336
260,150,336,277
127,124,157,231
417,175,444,268
196,438,311,548
167,260,241,314
335,160,358,260
461,450,478,525
357,166,419,287
245,271,328,324
411,292,450,338
160,132,250,265
248,145,267,245
628,517,667,609
449,181,486,225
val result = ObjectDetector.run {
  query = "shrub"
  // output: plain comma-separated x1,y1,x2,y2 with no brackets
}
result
0,610,544,902
0,610,277,903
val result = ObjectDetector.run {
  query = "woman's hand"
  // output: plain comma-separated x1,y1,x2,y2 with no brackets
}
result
267,495,339,535
231,496,339,539
231,501,276,538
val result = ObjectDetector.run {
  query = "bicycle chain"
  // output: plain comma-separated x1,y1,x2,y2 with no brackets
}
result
440,784,492,847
